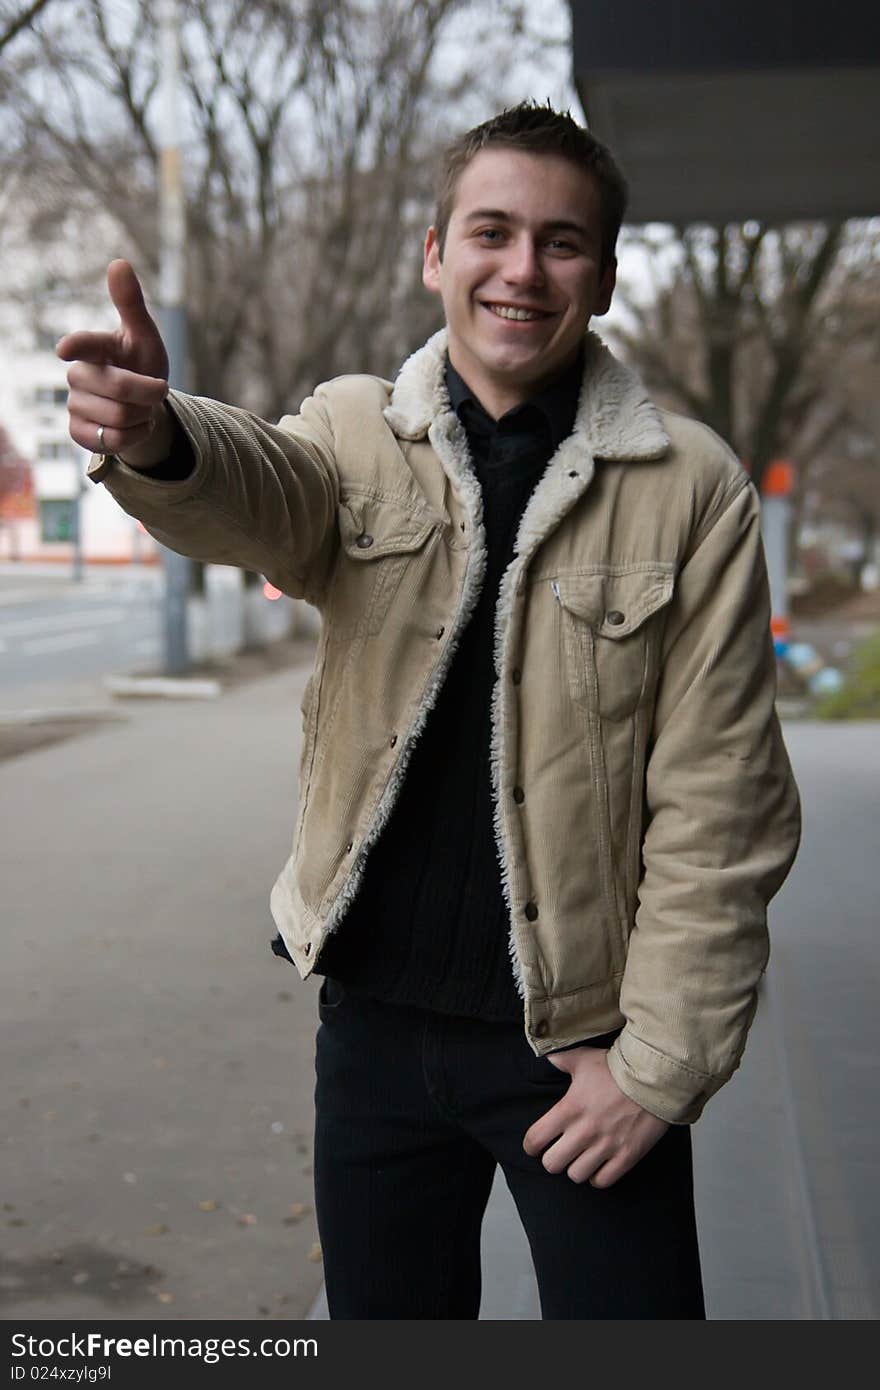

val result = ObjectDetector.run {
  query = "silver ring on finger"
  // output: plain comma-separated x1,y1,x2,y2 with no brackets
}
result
96,423,108,454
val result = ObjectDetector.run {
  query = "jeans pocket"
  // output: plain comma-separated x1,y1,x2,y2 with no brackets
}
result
514,1037,571,1088
516,1027,624,1085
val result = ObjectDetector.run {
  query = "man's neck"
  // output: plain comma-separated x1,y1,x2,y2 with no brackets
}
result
446,346,582,421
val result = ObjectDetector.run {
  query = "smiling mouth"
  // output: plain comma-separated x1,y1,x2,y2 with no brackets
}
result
482,302,555,322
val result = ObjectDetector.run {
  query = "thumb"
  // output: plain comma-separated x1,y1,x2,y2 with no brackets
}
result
107,259,161,343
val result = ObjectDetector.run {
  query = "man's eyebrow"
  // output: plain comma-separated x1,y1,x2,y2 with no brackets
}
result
462,209,591,237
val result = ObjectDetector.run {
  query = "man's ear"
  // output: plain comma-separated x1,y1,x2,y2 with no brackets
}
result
594,255,617,317
422,226,442,296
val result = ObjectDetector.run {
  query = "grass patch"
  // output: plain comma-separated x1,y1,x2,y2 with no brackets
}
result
815,631,880,720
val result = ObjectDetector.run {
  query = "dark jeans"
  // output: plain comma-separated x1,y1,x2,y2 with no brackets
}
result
313,978,706,1320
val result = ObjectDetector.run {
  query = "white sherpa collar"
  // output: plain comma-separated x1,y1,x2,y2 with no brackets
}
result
382,326,669,462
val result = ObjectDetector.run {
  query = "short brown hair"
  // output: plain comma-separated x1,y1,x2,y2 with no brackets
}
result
433,101,628,274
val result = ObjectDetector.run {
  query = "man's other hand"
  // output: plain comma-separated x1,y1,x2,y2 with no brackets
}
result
522,1046,670,1188
57,259,173,466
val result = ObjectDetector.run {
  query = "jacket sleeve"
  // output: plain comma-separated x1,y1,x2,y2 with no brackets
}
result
604,475,802,1125
86,386,341,604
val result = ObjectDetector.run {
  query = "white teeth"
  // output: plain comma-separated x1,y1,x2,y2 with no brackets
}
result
487,304,545,321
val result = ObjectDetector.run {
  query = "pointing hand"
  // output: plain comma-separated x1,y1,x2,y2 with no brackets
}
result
57,259,172,463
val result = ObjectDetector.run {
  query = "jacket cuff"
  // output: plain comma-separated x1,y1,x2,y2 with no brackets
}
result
605,1030,721,1125
86,451,116,484
86,392,206,495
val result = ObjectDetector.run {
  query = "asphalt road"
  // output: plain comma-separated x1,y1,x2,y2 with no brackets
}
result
0,569,162,697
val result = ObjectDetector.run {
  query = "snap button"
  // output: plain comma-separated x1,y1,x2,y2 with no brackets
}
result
435,626,445,639
511,667,522,685
389,734,397,747
355,532,374,549
513,786,525,804
606,610,625,625
534,1019,549,1038
524,901,538,921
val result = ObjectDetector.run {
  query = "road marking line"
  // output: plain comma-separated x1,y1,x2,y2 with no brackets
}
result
0,607,125,639
22,631,102,655
0,589,58,606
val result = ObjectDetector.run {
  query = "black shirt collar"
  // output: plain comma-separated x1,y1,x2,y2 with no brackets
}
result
445,345,584,451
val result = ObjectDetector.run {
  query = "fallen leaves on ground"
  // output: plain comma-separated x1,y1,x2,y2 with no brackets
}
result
283,1202,312,1226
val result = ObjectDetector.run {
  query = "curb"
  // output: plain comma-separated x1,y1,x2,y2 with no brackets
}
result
306,1284,328,1320
104,675,222,700
0,707,128,726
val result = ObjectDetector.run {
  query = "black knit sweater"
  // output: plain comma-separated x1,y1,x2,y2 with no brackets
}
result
276,351,583,1022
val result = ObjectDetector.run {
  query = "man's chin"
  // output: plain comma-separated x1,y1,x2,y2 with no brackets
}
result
482,346,568,387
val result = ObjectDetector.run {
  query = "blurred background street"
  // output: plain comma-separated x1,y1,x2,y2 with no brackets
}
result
0,565,163,696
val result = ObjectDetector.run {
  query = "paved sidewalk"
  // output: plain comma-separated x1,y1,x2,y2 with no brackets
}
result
2,664,325,1321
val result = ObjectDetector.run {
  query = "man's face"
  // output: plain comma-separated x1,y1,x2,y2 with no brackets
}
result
422,146,616,414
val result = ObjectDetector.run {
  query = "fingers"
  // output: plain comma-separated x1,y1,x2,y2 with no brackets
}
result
64,361,167,457
522,1095,567,1155
56,330,119,365
587,1156,628,1189
66,360,168,406
567,1142,616,1185
57,261,168,382
539,1121,597,1175
68,415,158,457
107,258,162,341
68,389,155,433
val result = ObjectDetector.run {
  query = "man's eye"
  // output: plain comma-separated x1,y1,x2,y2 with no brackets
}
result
477,228,503,242
547,239,576,252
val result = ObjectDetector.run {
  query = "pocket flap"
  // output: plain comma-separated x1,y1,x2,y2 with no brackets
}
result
338,496,435,560
553,567,674,638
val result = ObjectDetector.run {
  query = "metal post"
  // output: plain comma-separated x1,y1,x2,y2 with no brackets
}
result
71,467,84,584
158,0,190,675
760,460,794,658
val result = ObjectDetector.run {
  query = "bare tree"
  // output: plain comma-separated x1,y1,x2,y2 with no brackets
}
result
6,0,554,417
610,218,880,497
794,347,880,576
0,0,52,55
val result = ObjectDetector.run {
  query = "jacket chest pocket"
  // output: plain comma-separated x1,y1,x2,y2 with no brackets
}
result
327,496,437,644
553,567,675,722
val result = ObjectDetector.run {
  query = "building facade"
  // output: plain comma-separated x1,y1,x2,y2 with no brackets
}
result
0,296,159,566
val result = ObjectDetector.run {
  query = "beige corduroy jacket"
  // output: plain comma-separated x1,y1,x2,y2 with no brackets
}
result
88,327,801,1124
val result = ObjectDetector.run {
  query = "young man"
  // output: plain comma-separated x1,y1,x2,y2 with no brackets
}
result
60,103,801,1319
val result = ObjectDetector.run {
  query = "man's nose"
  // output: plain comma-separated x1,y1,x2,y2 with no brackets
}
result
501,237,544,286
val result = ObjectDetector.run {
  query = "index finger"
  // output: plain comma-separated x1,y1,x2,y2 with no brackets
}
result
56,330,118,364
